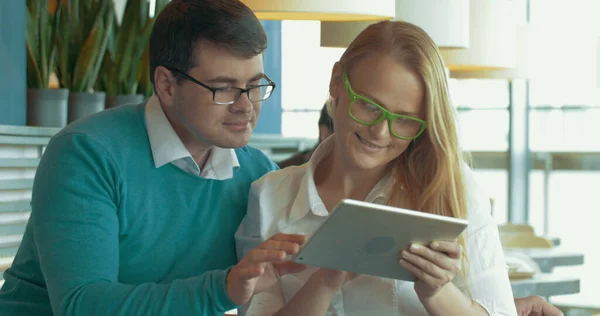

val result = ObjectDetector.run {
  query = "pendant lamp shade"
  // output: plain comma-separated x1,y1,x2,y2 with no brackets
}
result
240,0,395,21
441,0,519,71
450,24,543,79
320,0,469,49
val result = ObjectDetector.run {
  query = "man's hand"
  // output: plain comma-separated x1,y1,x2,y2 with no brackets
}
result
515,296,563,316
227,233,306,306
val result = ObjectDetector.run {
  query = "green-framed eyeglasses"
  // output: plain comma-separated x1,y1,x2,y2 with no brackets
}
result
343,72,427,140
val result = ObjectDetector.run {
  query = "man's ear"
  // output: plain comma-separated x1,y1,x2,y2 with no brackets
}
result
329,62,342,100
154,66,178,108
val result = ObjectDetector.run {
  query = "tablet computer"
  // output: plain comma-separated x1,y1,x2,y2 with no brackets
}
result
293,199,468,281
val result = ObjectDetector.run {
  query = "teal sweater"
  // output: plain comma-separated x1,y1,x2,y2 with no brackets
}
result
0,103,277,315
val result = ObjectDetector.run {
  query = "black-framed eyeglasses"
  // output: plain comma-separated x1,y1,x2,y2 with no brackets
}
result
164,66,276,105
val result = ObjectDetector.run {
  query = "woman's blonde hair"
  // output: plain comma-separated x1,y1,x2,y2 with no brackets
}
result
329,20,471,289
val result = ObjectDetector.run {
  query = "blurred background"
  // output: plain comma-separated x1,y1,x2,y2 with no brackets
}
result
1,0,599,314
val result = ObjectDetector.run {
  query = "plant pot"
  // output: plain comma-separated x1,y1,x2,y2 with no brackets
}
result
105,94,145,109
27,88,69,128
68,92,106,123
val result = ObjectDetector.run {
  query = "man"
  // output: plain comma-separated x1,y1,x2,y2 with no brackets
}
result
277,103,334,168
0,1,304,315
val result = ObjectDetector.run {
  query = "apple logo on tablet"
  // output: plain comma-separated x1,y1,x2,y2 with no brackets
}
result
364,236,396,254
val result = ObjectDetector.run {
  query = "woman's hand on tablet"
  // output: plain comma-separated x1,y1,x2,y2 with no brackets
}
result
398,241,462,300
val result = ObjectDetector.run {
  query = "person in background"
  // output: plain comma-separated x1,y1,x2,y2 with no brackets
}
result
0,1,305,315
515,296,564,316
277,104,334,168
317,101,336,142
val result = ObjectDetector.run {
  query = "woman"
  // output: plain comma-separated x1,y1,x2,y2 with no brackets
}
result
235,20,517,315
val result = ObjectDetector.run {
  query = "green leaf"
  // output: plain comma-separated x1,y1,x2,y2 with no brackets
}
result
47,41,57,88
25,7,38,71
26,0,61,88
105,7,119,56
49,3,62,87
137,42,152,97
55,0,72,88
139,0,149,28
72,24,103,92
87,5,114,91
95,0,157,95
71,0,81,50
100,51,115,95
154,0,169,16
39,0,50,86
133,17,154,87
65,0,110,92
55,23,69,88
26,42,43,88
115,0,141,74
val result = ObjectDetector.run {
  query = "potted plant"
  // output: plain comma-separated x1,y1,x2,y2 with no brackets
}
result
26,0,69,128
55,0,114,123
136,0,169,99
100,0,168,108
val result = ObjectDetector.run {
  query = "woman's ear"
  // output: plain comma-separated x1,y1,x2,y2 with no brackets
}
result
329,62,342,100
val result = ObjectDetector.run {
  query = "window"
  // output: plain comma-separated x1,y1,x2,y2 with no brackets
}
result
450,78,510,151
281,21,344,138
528,0,600,307
530,170,600,307
529,107,600,152
471,169,509,224
449,78,510,223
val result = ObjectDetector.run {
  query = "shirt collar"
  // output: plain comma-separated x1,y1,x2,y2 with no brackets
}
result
288,135,393,224
201,145,240,180
144,95,240,179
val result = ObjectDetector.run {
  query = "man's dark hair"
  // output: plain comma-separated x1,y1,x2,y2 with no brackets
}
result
149,0,267,85
318,103,334,131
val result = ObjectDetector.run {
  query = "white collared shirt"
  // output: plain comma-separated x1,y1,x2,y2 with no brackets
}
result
145,95,239,180
235,136,518,316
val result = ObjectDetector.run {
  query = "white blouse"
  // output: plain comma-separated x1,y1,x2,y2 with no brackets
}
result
235,137,517,316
